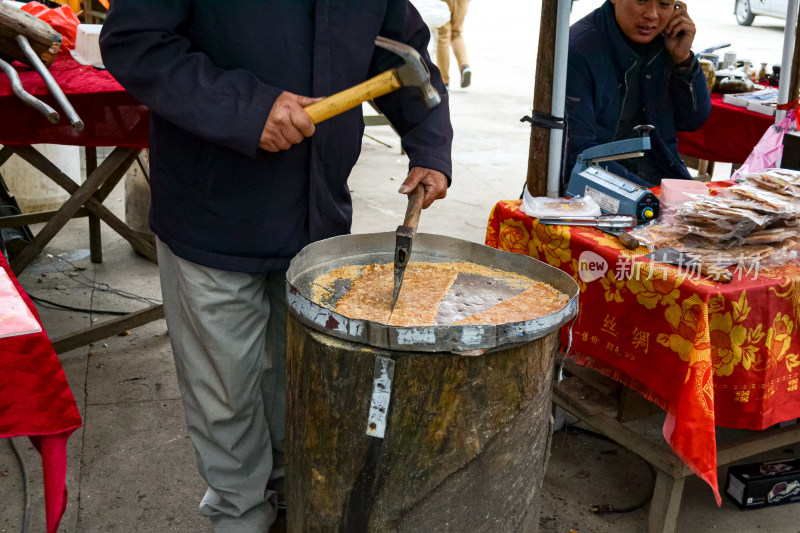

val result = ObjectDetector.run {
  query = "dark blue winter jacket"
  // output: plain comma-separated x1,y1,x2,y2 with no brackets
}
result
564,1,711,187
100,0,451,273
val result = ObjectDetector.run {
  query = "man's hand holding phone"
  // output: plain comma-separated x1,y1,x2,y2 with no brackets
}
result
664,1,696,65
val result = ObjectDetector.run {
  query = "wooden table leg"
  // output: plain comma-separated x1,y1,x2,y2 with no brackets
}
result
50,304,164,354
1,144,161,351
85,146,102,264
0,145,14,166
648,469,685,533
9,146,155,274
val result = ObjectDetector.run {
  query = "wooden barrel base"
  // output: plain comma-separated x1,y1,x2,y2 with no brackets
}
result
287,314,558,532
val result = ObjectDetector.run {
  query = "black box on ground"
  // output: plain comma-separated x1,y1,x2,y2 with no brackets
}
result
725,457,800,510
781,131,800,171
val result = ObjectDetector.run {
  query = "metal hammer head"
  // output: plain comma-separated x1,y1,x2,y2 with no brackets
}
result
375,36,441,109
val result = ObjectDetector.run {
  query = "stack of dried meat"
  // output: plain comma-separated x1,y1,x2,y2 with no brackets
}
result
631,169,800,267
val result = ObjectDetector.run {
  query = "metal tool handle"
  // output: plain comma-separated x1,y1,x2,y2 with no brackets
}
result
304,69,402,124
403,183,425,230
0,56,59,123
15,34,84,131
538,214,637,229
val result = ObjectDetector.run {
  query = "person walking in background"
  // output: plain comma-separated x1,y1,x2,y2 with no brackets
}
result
437,0,472,88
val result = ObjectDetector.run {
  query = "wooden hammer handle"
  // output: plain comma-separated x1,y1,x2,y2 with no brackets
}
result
305,69,402,124
403,183,425,230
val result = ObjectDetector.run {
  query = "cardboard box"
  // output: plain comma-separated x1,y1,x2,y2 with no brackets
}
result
725,458,800,510
722,88,778,117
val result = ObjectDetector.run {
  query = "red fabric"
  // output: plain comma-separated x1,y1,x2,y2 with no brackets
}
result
0,52,149,148
677,94,774,164
0,254,82,533
20,2,81,51
486,199,800,504
0,53,141,532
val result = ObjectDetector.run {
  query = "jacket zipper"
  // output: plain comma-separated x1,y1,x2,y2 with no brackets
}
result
614,58,638,138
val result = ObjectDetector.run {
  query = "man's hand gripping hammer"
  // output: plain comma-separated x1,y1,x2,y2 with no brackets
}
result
304,36,441,124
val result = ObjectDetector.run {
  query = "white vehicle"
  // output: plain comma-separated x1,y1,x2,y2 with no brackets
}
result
735,0,789,26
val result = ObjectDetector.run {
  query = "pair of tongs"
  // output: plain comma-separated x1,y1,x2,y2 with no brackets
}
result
536,214,637,230
537,214,641,250
0,4,82,130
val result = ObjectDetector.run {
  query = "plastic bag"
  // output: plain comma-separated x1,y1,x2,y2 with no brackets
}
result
410,0,451,29
733,109,797,179
521,191,602,218
20,2,81,51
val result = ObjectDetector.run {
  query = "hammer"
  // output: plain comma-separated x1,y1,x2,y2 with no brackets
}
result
304,36,440,124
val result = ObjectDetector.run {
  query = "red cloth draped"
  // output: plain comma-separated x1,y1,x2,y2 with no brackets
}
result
0,51,147,532
677,94,774,164
0,51,149,148
0,254,82,533
486,200,800,504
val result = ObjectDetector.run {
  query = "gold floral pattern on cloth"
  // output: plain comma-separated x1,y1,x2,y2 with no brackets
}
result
766,313,800,372
657,294,711,366
691,360,716,420
600,269,625,303
582,228,627,250
497,217,533,258
707,293,761,377
484,199,800,505
769,276,800,326
626,265,684,310
568,258,588,294
530,219,572,268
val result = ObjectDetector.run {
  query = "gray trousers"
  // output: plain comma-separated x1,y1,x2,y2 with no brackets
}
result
157,239,287,532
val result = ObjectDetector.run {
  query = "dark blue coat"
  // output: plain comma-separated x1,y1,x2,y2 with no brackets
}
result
100,0,452,273
564,1,711,187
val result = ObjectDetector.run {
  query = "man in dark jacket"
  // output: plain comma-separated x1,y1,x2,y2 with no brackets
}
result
100,2,452,531
565,0,711,187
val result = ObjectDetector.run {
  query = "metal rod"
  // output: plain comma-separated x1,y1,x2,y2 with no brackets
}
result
14,34,84,131
777,0,800,122
546,0,572,198
0,56,59,123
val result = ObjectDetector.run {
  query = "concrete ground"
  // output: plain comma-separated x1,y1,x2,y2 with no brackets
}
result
2,1,799,531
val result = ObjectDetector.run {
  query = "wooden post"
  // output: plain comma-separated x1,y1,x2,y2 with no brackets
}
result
526,0,559,197
789,8,800,108
0,2,62,67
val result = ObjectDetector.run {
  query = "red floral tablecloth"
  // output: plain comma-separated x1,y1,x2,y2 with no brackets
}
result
0,254,82,533
677,93,774,165
486,200,800,504
0,51,149,147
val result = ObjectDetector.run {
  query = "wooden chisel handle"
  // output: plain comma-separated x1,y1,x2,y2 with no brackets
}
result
305,69,402,124
616,231,640,250
403,183,425,230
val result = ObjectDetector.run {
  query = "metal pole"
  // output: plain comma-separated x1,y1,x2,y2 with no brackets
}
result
776,0,800,122
525,0,559,197
546,0,572,197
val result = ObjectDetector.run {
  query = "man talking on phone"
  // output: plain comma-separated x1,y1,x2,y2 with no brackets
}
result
563,0,711,188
